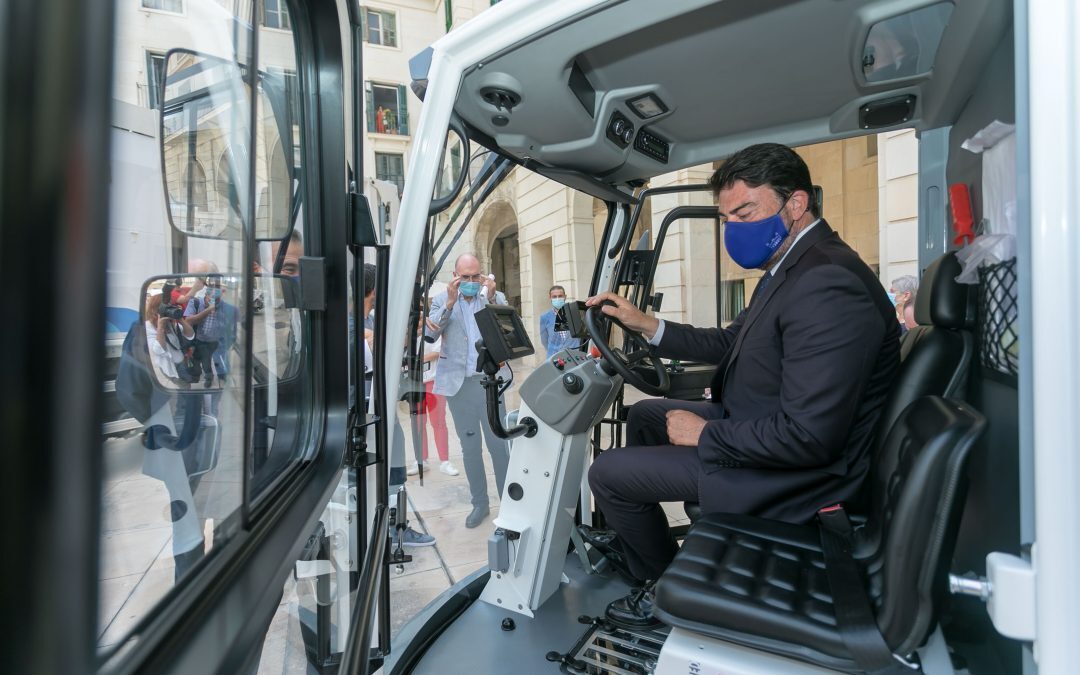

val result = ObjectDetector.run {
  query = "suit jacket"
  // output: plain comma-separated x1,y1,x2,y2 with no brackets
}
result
426,289,507,397
656,221,900,523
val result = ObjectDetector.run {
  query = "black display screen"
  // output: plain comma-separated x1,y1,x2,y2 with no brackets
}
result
475,305,535,363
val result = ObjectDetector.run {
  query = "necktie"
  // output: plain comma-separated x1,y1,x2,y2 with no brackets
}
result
750,272,773,305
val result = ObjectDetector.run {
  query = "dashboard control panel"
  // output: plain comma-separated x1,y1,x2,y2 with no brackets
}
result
606,111,635,148
634,128,670,163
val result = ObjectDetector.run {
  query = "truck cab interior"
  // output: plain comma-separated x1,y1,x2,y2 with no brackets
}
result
5,0,1066,673
386,0,1026,673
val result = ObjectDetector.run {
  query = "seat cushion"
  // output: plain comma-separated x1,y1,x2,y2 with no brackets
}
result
654,513,871,672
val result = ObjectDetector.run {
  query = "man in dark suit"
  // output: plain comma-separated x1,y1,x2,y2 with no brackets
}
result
585,143,900,626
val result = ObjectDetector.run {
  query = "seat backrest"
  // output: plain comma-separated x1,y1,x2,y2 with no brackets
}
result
861,396,985,655
873,252,975,441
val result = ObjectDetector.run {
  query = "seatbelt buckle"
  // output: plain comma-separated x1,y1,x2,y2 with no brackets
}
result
817,503,854,538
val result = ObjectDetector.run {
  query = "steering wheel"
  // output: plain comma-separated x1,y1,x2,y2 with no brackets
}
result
585,303,670,396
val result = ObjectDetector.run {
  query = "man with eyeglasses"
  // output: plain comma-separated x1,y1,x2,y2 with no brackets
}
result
426,253,509,528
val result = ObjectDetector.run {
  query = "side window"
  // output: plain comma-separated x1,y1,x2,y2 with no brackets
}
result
100,0,312,654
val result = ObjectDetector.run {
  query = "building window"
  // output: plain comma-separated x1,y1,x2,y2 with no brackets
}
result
142,0,183,12
263,0,291,30
375,152,405,197
720,280,746,324
365,82,409,135
363,8,397,47
146,51,166,109
182,160,209,209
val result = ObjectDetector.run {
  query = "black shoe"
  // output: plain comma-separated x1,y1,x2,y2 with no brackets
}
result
605,583,661,629
465,505,490,528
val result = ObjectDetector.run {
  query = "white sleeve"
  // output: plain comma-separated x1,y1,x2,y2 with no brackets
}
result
647,320,667,346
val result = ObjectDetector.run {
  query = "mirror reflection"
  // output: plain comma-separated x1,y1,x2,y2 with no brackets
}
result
161,51,251,239
160,50,296,240
433,129,465,202
140,273,302,392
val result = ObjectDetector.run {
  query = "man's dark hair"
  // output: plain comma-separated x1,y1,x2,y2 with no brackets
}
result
362,263,377,298
710,143,821,219
549,285,566,295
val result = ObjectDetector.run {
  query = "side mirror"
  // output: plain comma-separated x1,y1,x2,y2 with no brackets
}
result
428,116,471,215
139,273,302,392
159,49,295,241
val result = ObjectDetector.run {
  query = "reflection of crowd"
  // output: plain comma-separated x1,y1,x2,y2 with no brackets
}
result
142,265,238,392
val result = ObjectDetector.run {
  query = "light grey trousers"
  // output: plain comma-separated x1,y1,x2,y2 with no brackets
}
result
445,376,510,507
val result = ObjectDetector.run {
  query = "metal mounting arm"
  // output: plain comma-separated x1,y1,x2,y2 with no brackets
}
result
475,340,538,440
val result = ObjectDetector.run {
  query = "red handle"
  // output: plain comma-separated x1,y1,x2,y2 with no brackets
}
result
949,183,976,246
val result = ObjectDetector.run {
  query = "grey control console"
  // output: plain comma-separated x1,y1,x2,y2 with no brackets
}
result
518,349,621,435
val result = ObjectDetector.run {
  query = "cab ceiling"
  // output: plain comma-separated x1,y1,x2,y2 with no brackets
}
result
455,0,1010,186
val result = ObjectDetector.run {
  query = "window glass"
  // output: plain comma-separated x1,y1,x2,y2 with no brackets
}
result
377,158,610,639
263,0,292,31
101,0,252,652
364,8,397,47
366,82,408,135
145,51,166,109
142,0,183,13
101,0,313,652
375,152,404,197
250,0,312,499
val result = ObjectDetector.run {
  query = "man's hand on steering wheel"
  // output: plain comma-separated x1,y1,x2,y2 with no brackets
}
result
585,292,661,340
583,292,670,396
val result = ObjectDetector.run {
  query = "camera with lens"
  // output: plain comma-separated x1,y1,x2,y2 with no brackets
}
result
160,303,185,320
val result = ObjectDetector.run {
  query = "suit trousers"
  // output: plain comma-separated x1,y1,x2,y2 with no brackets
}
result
445,376,510,507
588,397,726,581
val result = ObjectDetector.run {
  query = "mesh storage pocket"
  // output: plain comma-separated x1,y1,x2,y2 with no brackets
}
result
977,258,1019,377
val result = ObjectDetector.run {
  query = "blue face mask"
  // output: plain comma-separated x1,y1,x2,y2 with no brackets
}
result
459,281,481,297
551,298,566,310
886,292,898,306
723,207,790,269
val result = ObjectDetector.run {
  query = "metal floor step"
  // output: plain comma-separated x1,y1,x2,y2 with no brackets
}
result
550,616,670,674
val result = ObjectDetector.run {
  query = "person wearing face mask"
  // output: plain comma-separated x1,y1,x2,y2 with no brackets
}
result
584,143,900,628
425,253,510,528
539,285,581,358
888,275,919,335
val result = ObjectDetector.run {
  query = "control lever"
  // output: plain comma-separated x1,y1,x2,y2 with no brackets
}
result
475,340,538,439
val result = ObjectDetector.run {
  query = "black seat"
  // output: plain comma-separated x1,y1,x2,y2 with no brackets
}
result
683,251,974,524
654,396,986,672
882,251,975,433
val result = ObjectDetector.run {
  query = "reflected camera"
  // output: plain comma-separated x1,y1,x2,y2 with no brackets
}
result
161,303,185,320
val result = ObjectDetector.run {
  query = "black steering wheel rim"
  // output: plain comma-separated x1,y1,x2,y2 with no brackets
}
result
585,305,670,396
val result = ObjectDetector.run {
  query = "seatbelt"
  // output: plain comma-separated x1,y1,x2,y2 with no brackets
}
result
817,505,919,675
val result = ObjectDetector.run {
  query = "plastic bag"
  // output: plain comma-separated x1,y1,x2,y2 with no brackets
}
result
954,234,1016,284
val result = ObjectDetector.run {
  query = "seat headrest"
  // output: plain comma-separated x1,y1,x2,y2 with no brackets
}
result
913,252,972,329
